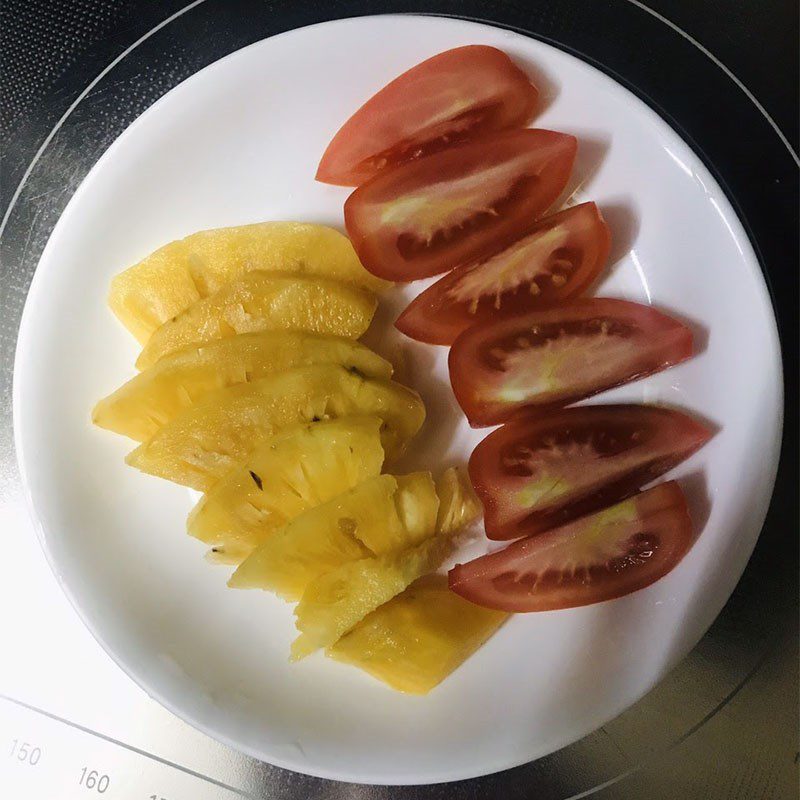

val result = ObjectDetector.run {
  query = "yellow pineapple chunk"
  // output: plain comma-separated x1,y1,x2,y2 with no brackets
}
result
328,575,508,694
136,272,377,369
435,466,482,534
125,364,425,490
352,472,438,553
290,467,479,659
188,417,385,561
291,534,453,660
92,331,391,442
229,472,438,600
109,222,388,343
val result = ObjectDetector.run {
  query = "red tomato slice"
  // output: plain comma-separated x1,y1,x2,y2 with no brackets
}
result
449,298,693,426
395,203,611,344
469,404,710,540
344,129,577,281
316,46,539,186
449,481,693,612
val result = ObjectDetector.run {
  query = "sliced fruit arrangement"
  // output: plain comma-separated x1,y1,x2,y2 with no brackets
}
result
449,298,694,426
137,271,377,369
125,364,425,491
109,221,388,343
345,129,578,281
469,404,710,540
92,42,714,696
292,534,451,660
395,202,611,344
317,45,539,186
188,417,386,563
291,470,479,661
98,214,496,693
449,482,692,612
315,44,713,621
229,472,439,600
328,575,508,694
94,332,393,441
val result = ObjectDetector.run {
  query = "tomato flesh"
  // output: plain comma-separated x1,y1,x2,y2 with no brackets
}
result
449,298,693,426
316,46,539,186
469,404,710,540
345,129,577,281
395,203,611,344
449,481,692,612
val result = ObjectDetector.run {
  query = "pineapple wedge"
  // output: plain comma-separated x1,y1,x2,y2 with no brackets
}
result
435,466,482,535
291,468,479,660
136,272,377,369
229,473,439,600
109,222,388,344
291,534,452,660
126,364,425,491
328,575,508,694
92,331,391,442
188,417,385,562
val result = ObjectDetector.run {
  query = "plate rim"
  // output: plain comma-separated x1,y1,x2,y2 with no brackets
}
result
12,13,784,785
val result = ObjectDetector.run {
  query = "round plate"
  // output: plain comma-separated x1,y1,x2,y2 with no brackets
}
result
13,15,782,785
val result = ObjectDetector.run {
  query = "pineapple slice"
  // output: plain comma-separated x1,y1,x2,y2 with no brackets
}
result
229,472,439,600
92,331,391,442
435,466,482,534
327,575,508,694
354,472,438,553
291,534,452,660
126,364,425,491
188,417,385,561
291,467,480,659
109,222,388,344
136,272,377,369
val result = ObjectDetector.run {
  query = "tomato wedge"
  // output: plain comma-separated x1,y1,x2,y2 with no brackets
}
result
344,129,578,282
449,481,692,612
395,203,611,344
316,46,539,186
469,404,710,540
449,298,693,426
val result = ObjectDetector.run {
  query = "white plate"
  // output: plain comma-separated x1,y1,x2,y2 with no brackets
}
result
14,15,782,785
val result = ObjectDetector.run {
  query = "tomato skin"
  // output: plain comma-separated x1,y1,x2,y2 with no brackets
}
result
395,203,611,344
344,129,578,282
469,404,711,540
449,298,693,426
449,481,693,612
316,46,539,186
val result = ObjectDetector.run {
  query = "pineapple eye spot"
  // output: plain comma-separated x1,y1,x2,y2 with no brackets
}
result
338,517,358,537
249,470,263,490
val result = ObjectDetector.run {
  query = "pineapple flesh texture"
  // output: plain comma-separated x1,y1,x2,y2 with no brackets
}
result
188,417,385,562
434,466,482,535
92,331,392,442
328,575,508,694
125,364,425,491
136,271,377,369
109,222,389,344
291,535,453,660
229,472,439,600
291,467,480,660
